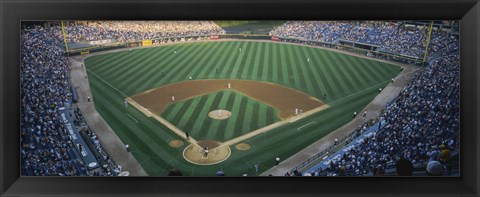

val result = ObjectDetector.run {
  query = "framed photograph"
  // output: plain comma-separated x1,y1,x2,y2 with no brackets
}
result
1,0,479,196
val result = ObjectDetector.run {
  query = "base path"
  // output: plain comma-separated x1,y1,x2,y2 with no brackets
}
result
126,97,203,149
215,104,329,150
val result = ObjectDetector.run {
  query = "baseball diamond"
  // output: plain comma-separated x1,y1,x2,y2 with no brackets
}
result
84,40,401,176
127,80,327,165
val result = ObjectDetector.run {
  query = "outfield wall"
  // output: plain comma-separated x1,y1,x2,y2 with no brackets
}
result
67,34,423,66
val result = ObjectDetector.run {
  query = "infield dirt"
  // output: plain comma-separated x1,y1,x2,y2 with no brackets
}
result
129,79,324,119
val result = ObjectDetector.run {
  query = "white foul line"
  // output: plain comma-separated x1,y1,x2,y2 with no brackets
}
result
125,113,138,123
297,122,317,131
87,69,129,98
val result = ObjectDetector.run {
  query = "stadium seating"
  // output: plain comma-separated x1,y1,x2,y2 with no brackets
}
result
49,21,226,44
20,26,117,176
270,21,458,58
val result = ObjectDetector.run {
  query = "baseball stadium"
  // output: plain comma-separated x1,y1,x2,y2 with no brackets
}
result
20,21,460,177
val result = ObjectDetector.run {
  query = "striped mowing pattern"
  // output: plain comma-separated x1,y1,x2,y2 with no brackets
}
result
85,41,401,176
161,90,280,141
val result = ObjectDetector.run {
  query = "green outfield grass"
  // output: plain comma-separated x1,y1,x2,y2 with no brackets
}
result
161,90,280,141
84,40,401,176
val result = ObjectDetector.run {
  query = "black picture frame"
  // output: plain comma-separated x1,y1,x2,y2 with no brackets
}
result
1,0,479,196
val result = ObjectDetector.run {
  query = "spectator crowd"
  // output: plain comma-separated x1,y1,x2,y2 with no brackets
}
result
49,21,226,44
270,21,458,58
327,50,460,175
20,25,118,176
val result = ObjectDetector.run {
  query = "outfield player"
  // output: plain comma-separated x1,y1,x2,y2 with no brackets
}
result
307,57,310,62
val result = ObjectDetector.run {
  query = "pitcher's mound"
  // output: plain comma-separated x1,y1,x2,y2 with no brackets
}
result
236,143,251,151
169,140,184,148
208,110,232,120
183,140,231,165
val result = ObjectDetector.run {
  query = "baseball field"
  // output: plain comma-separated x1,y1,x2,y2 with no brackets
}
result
84,40,401,176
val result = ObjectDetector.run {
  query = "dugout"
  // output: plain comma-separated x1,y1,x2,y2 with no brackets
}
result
59,108,100,171
338,39,379,51
71,86,78,103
